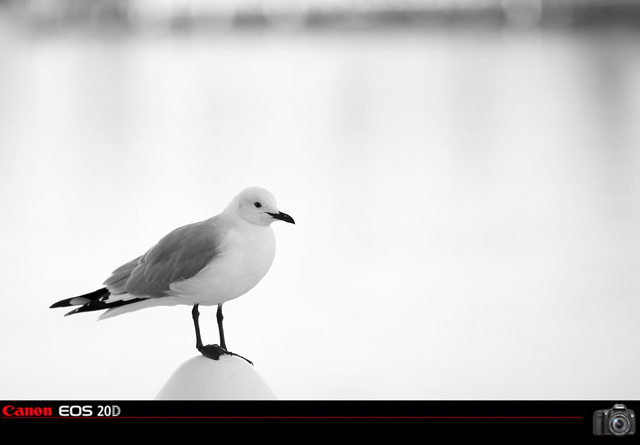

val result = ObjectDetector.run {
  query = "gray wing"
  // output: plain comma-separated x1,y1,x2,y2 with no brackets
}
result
103,219,224,298
103,256,142,294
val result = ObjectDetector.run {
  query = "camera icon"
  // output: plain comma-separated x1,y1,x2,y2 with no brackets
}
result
593,404,635,436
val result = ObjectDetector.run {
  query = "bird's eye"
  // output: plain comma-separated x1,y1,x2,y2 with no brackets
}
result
254,202,262,208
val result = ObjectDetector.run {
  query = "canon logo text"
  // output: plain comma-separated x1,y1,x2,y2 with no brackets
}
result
2,405,53,417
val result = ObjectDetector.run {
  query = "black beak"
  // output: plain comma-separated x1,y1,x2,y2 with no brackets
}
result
267,211,295,224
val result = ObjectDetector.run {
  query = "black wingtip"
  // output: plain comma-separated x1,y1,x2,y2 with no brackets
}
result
64,307,81,317
50,298,73,309
50,288,109,312
51,287,148,317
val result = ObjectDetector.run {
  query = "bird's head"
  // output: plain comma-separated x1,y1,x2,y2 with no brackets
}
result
230,187,295,227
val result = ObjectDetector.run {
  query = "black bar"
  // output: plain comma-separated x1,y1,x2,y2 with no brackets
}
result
2,400,636,438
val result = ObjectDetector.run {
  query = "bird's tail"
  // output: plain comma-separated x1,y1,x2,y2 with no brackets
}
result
50,287,147,317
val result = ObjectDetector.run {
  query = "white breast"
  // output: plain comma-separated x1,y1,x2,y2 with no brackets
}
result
167,224,276,306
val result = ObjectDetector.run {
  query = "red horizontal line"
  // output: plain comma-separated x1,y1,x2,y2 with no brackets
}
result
3,416,585,420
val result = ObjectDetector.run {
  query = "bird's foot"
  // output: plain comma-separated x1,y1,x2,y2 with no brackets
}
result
198,344,253,366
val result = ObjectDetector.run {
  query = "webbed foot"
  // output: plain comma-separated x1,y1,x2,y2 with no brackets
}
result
198,344,253,365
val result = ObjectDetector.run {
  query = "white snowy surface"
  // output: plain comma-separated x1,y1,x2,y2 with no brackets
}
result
155,356,280,400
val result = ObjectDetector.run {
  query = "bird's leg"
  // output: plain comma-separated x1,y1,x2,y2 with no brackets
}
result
192,304,205,351
192,304,225,360
216,304,253,365
217,304,226,351
191,304,253,365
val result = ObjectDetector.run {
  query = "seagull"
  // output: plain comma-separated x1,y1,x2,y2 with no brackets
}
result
50,186,295,364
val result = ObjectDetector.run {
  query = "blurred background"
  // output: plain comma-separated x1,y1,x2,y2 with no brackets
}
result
1,0,639,400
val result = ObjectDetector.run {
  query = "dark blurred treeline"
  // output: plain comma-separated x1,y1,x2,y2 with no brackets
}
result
1,0,640,33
